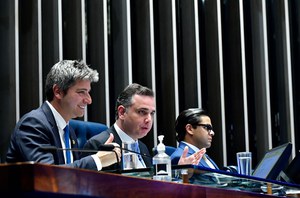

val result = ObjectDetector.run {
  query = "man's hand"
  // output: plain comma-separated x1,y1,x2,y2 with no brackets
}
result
96,133,121,167
178,146,206,165
104,133,120,150
96,151,121,167
104,133,114,144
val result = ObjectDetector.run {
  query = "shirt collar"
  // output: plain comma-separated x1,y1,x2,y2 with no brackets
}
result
182,141,200,152
114,123,136,143
46,100,68,130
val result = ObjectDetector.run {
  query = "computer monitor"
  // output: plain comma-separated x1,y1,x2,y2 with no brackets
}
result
251,142,292,180
280,150,300,184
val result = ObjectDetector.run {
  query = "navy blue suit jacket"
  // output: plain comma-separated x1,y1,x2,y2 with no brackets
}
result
170,142,219,169
83,126,152,170
6,102,98,170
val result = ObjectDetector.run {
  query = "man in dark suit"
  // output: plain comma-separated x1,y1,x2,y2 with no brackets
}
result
82,83,154,170
82,84,206,170
171,108,219,169
6,60,121,171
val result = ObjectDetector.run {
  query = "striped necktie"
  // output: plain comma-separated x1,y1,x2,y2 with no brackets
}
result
64,125,71,164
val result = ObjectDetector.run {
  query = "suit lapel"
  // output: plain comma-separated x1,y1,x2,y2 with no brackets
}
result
41,102,66,164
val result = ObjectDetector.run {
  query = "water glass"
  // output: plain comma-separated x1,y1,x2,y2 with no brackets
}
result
236,152,252,175
122,141,138,170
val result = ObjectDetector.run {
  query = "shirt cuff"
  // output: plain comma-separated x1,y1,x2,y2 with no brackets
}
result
91,154,102,171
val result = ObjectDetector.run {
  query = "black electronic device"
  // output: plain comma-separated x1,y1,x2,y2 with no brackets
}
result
251,142,292,180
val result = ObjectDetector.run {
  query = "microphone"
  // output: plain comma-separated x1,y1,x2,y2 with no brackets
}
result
41,145,152,158
41,145,121,170
115,146,152,158
42,144,115,153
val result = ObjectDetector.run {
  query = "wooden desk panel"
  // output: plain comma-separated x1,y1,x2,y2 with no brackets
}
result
0,162,274,198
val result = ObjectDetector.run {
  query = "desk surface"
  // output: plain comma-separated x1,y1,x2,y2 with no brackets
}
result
0,162,291,198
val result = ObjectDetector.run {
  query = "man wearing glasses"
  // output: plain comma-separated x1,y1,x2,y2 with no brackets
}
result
170,108,219,169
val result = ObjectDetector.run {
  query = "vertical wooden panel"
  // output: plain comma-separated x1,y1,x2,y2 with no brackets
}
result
153,0,177,147
290,0,300,154
222,0,245,166
248,0,272,162
19,0,40,115
62,0,83,59
176,0,199,108
0,0,16,162
109,0,131,123
131,0,152,85
86,0,108,124
243,0,259,165
41,0,60,98
266,0,290,148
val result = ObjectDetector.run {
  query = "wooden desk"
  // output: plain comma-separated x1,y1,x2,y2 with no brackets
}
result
0,162,276,197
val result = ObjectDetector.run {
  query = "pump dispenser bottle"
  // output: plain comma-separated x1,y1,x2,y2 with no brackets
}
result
152,135,172,181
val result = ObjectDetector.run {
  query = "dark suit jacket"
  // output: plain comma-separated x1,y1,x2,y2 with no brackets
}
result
170,142,219,169
83,126,153,170
6,102,98,170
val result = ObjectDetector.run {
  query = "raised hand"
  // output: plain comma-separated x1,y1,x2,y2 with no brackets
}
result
97,133,121,167
178,146,206,165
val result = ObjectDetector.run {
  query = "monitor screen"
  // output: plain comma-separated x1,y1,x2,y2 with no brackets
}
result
252,142,292,180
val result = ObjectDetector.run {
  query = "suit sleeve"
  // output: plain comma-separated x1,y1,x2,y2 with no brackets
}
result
6,112,99,171
80,131,111,158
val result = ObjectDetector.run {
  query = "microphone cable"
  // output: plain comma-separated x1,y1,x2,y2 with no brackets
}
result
112,147,121,173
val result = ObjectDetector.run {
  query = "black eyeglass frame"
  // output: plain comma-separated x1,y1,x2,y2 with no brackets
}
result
195,124,214,133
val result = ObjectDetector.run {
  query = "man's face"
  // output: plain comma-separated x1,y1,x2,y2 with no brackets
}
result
119,94,156,140
59,80,92,121
192,115,214,149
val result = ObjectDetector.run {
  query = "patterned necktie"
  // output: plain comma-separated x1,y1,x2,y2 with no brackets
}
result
64,125,71,164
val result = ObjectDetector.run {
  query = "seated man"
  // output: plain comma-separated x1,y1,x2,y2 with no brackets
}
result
82,83,156,170
171,108,219,169
6,60,121,171
83,84,205,170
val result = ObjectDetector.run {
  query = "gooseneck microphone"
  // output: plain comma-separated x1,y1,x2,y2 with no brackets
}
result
116,146,152,158
41,145,152,158
41,145,120,168
42,144,115,152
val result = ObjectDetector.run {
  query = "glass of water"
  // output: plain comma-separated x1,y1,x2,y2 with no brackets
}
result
236,152,252,175
122,141,138,170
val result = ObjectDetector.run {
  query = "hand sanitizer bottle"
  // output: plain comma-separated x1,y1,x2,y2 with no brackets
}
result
152,135,172,181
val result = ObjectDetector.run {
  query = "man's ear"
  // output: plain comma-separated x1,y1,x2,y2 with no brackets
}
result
53,84,63,99
185,124,194,135
117,105,126,119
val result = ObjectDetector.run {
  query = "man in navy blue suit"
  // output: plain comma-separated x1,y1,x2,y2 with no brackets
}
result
171,108,219,170
6,60,121,171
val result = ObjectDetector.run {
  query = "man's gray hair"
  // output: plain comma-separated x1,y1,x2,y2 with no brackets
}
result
45,60,99,101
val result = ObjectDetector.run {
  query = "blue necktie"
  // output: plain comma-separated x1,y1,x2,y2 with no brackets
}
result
64,125,71,164
135,142,145,167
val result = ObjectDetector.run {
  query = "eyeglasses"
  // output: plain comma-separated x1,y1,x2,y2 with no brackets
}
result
196,124,214,134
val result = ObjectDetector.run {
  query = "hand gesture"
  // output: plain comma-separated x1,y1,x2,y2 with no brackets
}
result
96,133,121,167
178,146,206,165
